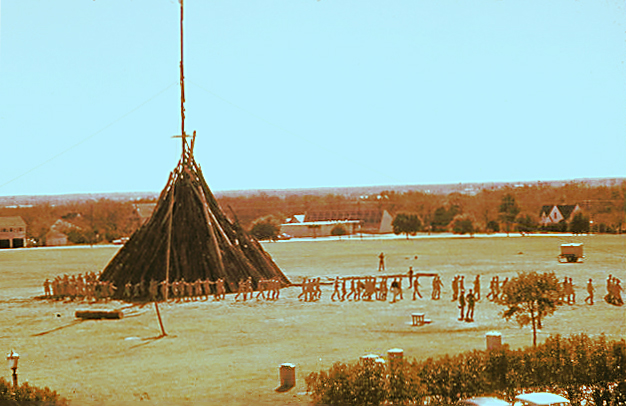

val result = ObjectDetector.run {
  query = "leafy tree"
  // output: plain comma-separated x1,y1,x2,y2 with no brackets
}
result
569,212,590,235
392,213,422,239
250,216,282,240
331,224,348,236
499,194,520,236
431,205,459,232
486,220,500,233
501,271,563,347
451,215,475,236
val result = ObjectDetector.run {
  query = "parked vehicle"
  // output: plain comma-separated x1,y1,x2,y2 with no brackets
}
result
513,392,570,406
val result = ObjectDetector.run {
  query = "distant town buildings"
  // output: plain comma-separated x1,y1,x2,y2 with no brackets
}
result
0,216,26,248
280,209,393,238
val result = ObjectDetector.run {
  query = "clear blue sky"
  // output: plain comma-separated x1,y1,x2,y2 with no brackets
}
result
0,0,624,197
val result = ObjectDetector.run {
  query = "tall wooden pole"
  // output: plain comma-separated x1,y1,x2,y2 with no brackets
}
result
179,0,186,154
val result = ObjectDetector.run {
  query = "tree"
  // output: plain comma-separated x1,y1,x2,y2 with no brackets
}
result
330,224,348,237
486,220,500,233
431,205,459,232
392,213,422,239
569,212,590,235
499,194,520,236
451,215,475,236
250,216,282,241
501,271,563,347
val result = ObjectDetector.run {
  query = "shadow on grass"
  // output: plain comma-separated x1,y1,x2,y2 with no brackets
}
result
31,319,85,336
127,334,175,350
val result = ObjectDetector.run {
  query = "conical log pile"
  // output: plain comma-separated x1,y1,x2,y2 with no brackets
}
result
99,150,290,299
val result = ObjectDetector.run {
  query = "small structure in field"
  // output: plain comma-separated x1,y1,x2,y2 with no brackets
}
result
558,243,584,263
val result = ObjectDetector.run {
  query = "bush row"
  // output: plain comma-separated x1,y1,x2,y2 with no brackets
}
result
305,333,626,405
0,378,67,405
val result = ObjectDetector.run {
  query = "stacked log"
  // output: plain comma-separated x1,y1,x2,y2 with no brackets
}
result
99,151,290,300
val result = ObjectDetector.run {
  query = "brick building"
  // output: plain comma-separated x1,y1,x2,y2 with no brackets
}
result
0,216,26,248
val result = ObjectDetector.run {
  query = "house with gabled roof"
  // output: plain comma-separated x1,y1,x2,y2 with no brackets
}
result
134,203,157,225
0,216,26,248
539,204,582,226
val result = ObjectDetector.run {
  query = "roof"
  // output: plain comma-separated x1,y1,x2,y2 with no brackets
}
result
539,205,553,216
515,392,570,406
305,209,386,224
460,397,510,406
135,203,156,220
557,205,578,220
281,220,360,227
539,205,579,220
0,216,26,228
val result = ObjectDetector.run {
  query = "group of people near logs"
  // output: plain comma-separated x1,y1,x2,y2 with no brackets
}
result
42,268,622,309
42,273,116,301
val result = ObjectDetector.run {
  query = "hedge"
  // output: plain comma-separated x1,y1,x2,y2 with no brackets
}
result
0,377,67,406
306,333,626,405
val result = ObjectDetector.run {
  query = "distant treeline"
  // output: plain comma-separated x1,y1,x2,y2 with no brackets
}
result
0,181,624,246
219,181,626,234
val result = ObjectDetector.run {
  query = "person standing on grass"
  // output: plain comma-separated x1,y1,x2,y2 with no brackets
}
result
340,277,347,301
297,277,308,301
466,289,475,321
379,276,388,301
452,275,459,301
346,278,356,301
458,289,466,321
160,280,169,301
378,252,385,271
149,279,158,301
412,276,422,300
43,279,52,297
331,277,341,301
216,278,226,300
567,277,576,304
585,278,594,305
390,278,400,303
432,275,443,300
124,282,133,301
408,267,414,289
473,275,481,301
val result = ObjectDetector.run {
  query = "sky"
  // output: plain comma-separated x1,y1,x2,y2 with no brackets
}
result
0,0,624,197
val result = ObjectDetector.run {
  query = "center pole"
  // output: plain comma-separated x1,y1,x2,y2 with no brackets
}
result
179,0,186,154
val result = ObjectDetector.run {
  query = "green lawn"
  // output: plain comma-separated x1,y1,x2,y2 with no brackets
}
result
0,233,624,405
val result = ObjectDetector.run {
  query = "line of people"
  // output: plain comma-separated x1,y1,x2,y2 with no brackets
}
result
233,277,282,301
43,273,116,301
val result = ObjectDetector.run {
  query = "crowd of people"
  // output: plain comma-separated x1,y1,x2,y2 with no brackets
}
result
42,274,281,303
604,275,623,305
43,264,622,312
234,277,282,301
43,272,116,301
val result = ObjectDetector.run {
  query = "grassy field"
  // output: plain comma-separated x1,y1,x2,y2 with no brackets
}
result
0,233,624,405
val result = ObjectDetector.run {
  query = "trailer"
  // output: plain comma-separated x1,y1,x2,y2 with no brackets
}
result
558,243,584,263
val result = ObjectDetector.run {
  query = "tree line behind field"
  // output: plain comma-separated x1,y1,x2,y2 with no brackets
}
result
245,181,625,240
0,181,624,245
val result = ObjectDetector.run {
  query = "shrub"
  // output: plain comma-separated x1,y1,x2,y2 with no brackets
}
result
306,334,626,405
0,377,68,405
331,224,348,236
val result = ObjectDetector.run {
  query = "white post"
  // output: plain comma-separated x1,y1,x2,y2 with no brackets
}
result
486,331,502,350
